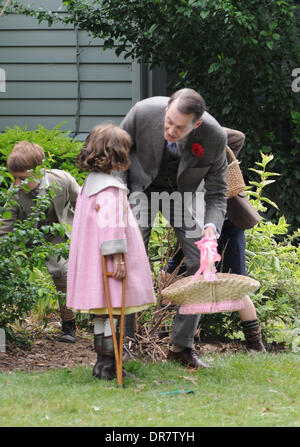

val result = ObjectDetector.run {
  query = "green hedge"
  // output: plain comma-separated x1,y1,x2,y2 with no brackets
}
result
0,124,299,350
12,0,300,230
0,123,85,185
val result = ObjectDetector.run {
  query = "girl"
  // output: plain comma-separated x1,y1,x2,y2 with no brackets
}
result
67,124,156,380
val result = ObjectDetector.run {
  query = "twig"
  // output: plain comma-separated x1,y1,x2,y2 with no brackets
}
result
0,0,11,18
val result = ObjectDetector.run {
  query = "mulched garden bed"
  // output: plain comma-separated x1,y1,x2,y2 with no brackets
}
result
0,315,286,373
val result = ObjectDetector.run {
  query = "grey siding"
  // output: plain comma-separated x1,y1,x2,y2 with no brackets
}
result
0,8,135,137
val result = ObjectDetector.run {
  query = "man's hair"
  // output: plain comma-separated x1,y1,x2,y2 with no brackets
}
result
77,123,131,173
7,141,45,172
168,88,206,122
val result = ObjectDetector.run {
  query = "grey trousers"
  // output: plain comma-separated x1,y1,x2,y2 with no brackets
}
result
125,188,202,348
46,251,75,322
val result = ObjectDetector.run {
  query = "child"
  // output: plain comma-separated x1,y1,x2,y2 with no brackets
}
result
0,141,81,343
67,124,156,380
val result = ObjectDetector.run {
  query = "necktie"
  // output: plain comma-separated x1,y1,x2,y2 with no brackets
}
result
167,142,179,159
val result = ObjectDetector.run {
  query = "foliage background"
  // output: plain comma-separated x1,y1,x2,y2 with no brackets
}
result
7,0,300,230
0,0,299,348
0,124,299,349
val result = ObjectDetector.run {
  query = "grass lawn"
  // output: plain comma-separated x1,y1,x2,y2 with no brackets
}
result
0,352,299,427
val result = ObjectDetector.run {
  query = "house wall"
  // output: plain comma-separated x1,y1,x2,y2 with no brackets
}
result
0,1,144,139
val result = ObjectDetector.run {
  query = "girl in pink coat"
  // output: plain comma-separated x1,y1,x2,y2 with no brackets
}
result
67,124,156,380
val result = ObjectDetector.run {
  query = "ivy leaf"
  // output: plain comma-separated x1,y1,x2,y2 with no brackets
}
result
200,10,209,20
208,62,219,74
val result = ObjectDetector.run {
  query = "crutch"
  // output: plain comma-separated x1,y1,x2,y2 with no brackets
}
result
102,254,126,387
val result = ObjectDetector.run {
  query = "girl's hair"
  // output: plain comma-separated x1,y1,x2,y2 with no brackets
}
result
77,123,131,173
7,141,45,172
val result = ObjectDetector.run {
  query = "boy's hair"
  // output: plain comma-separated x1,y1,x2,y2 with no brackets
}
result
7,141,45,172
168,88,206,122
77,123,131,173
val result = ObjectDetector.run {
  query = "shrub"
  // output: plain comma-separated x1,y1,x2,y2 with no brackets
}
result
0,168,69,330
200,153,300,347
10,0,300,230
0,124,298,350
147,153,299,349
0,123,85,185
0,125,86,336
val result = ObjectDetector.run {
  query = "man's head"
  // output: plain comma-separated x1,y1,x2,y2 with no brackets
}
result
7,141,45,193
164,88,206,142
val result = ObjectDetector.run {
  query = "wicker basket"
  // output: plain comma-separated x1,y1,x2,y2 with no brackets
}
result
161,273,260,314
226,146,246,199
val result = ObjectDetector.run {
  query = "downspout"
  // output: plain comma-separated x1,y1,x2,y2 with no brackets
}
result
74,26,81,137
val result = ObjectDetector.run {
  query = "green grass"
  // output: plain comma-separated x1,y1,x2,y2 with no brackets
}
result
0,352,299,427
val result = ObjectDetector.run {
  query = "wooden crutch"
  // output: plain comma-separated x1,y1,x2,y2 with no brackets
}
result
102,254,126,387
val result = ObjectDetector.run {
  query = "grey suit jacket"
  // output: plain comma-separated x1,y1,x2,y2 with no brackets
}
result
0,169,80,239
119,96,228,234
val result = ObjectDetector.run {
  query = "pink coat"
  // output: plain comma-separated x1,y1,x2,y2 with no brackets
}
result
67,172,156,315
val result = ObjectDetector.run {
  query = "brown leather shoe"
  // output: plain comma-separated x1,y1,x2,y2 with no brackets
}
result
167,348,210,369
57,319,76,344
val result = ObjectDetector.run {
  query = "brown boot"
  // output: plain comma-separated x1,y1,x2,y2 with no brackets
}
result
57,319,76,343
241,320,267,353
57,300,76,343
92,333,104,378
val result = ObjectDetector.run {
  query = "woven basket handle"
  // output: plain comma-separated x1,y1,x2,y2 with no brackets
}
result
226,146,237,163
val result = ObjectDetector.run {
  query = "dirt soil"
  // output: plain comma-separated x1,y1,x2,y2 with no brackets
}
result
0,316,286,373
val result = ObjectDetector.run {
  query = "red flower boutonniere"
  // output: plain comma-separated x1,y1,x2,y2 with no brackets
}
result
191,143,204,158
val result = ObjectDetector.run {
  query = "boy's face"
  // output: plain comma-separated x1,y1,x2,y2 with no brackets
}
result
10,170,40,193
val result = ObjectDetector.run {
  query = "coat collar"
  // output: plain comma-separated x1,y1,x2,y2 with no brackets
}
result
84,172,128,197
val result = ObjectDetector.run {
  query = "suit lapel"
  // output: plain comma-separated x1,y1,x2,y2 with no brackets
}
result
177,134,195,180
150,109,166,167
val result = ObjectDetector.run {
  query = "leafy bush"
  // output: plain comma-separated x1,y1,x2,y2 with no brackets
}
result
0,123,85,185
0,125,85,332
0,124,298,350
0,168,69,330
148,213,178,278
10,0,300,230
0,124,89,336
200,153,300,347
146,153,299,349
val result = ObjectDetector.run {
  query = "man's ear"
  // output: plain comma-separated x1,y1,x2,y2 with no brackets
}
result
193,118,203,129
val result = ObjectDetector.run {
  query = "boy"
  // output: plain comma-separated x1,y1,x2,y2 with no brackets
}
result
0,141,80,343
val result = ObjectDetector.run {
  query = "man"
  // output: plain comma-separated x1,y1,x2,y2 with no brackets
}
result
118,88,228,368
0,141,80,343
165,128,266,352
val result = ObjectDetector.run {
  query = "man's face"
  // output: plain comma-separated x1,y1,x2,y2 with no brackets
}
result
164,99,203,142
10,170,40,193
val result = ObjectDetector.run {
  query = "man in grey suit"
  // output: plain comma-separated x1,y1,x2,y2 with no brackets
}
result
119,88,228,368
